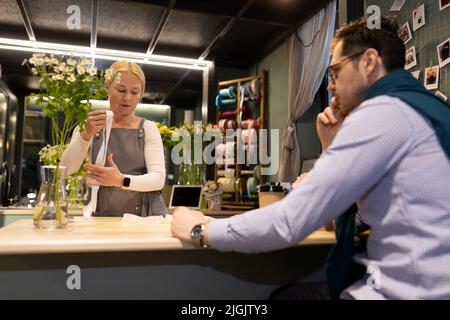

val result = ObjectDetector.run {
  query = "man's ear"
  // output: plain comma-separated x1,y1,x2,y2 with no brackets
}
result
364,48,380,74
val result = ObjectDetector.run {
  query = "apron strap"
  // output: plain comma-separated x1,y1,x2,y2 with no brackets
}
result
137,118,145,139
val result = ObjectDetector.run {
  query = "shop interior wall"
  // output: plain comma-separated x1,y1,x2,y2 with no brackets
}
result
253,40,323,182
365,0,450,99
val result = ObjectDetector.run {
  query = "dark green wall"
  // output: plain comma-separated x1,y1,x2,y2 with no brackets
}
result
365,0,450,99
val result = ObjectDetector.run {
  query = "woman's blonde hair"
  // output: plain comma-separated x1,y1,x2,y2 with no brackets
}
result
109,60,146,97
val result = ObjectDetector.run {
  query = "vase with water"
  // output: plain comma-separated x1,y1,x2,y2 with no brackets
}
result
33,165,68,229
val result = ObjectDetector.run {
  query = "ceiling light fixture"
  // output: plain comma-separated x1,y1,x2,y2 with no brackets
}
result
0,37,212,71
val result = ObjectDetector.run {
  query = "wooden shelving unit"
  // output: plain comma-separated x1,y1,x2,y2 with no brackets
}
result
214,70,266,210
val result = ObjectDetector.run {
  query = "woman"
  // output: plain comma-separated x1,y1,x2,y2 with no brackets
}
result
61,61,167,217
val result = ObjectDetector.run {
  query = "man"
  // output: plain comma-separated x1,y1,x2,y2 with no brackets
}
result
171,17,450,299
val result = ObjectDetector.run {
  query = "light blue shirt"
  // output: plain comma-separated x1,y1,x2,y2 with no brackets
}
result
208,96,450,299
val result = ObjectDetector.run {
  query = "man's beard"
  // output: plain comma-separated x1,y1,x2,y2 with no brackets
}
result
343,86,367,116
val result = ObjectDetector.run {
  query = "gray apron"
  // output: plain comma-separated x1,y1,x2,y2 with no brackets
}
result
91,118,167,217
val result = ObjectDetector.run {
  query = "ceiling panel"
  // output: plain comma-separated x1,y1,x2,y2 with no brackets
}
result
173,0,248,16
243,0,318,25
153,10,229,58
24,0,92,45
0,0,26,26
96,0,163,52
208,19,287,67
0,24,29,41
0,0,30,40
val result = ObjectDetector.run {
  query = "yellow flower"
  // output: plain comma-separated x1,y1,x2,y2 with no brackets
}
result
159,126,168,134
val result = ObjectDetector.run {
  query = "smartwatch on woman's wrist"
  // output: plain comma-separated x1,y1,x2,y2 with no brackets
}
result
122,176,131,188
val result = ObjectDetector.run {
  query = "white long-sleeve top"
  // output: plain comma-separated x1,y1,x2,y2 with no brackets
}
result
60,120,166,192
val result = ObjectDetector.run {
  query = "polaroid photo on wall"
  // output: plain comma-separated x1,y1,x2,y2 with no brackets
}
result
411,70,421,80
435,90,448,102
437,38,450,68
398,22,412,44
390,0,407,11
440,0,450,11
405,46,417,70
412,4,426,31
424,66,439,90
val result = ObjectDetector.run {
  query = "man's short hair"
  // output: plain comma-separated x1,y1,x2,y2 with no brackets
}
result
333,17,406,72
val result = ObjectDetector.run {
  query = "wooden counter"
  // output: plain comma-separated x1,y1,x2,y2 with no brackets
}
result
0,208,244,216
0,217,335,255
0,207,244,228
0,216,336,299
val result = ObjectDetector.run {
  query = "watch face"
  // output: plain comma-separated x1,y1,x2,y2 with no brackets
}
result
191,224,203,247
123,177,131,187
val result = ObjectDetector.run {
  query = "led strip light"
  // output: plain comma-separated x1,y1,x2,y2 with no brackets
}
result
0,37,212,70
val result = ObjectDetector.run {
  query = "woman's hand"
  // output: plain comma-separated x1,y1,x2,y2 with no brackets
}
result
80,110,107,141
84,154,125,188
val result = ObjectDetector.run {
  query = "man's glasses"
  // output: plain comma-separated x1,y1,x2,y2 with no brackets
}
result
329,50,367,83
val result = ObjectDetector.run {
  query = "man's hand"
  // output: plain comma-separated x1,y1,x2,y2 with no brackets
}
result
171,207,211,244
316,97,346,150
292,172,309,189
84,154,125,187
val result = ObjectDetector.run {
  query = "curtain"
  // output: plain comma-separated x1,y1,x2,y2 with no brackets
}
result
278,0,337,182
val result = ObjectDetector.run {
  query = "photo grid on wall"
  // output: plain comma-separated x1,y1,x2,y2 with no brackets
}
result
367,0,450,103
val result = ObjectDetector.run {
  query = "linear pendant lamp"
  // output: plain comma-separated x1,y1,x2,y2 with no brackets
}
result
0,37,212,71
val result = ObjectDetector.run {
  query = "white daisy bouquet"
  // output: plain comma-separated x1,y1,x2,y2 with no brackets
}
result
22,53,112,155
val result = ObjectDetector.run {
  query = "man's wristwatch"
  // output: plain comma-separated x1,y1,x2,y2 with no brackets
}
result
191,223,208,248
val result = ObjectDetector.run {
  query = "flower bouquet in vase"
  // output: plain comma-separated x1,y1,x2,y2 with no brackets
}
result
23,53,109,228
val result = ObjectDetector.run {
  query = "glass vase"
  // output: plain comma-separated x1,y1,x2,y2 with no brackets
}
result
66,175,86,217
179,162,193,185
178,163,205,185
193,163,205,185
33,165,68,229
